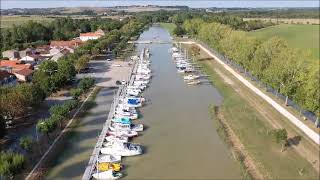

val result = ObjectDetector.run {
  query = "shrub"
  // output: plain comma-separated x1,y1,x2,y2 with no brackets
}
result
19,136,34,152
36,118,56,136
49,104,69,117
70,88,83,99
0,151,25,177
78,77,95,91
64,100,79,110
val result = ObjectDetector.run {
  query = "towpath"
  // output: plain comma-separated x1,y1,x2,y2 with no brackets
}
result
179,41,320,145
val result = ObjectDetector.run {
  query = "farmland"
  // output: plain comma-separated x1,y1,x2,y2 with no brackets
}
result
248,24,320,60
0,15,128,29
0,15,54,28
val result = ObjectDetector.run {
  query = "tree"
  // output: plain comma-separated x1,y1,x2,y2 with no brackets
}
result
183,18,204,36
57,58,76,82
295,60,320,117
197,22,232,51
0,151,25,178
78,77,95,91
0,89,27,120
274,129,288,152
251,37,288,79
0,116,6,138
75,55,90,73
32,70,55,95
15,83,45,108
190,45,200,57
173,25,186,36
39,60,58,76
19,136,33,152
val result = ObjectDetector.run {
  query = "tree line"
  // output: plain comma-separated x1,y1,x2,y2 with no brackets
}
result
182,18,319,117
0,17,123,56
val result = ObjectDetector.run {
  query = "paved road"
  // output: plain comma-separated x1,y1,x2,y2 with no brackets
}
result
76,60,131,87
180,41,320,145
45,87,116,180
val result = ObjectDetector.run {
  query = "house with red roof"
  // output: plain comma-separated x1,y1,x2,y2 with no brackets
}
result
50,39,83,50
13,68,33,82
80,29,105,41
0,60,33,82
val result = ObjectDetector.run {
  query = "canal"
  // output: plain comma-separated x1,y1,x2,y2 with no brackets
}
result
46,25,241,179
123,26,240,179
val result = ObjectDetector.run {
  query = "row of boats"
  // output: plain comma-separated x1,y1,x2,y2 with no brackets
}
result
92,48,152,180
171,46,202,85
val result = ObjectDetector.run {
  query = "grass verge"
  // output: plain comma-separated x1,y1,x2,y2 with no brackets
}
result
209,105,254,180
193,49,319,179
159,22,176,35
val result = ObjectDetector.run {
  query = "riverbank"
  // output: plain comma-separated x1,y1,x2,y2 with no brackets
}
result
24,86,100,179
185,43,319,179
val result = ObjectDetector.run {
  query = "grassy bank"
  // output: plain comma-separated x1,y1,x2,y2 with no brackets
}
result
248,24,320,60
209,105,254,180
191,47,319,179
159,22,176,35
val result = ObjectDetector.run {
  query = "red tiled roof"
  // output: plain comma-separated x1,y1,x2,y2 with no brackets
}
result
50,40,83,48
0,60,32,72
0,60,21,67
14,68,33,76
80,32,102,37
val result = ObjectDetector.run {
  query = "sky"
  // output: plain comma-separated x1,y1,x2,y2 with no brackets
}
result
1,0,319,9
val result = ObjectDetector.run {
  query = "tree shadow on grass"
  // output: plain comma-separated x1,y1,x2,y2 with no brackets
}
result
197,57,212,62
288,135,302,147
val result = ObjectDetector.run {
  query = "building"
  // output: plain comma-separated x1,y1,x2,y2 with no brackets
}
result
0,60,33,73
20,55,36,63
2,50,20,60
13,68,33,82
0,70,17,86
80,29,105,41
50,39,83,50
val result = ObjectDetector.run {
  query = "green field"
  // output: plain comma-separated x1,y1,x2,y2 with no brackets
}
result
248,24,320,60
0,15,55,28
159,22,176,35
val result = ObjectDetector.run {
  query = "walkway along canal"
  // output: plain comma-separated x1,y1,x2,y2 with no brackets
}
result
122,26,240,179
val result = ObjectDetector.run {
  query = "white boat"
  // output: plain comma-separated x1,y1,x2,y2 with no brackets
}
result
98,154,122,163
114,111,138,120
92,169,122,180
187,80,201,85
100,141,142,156
107,130,138,137
184,74,200,81
105,135,129,143
110,122,144,132
126,89,140,96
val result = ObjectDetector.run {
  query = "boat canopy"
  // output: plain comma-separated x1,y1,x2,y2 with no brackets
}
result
112,117,131,124
127,98,139,105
